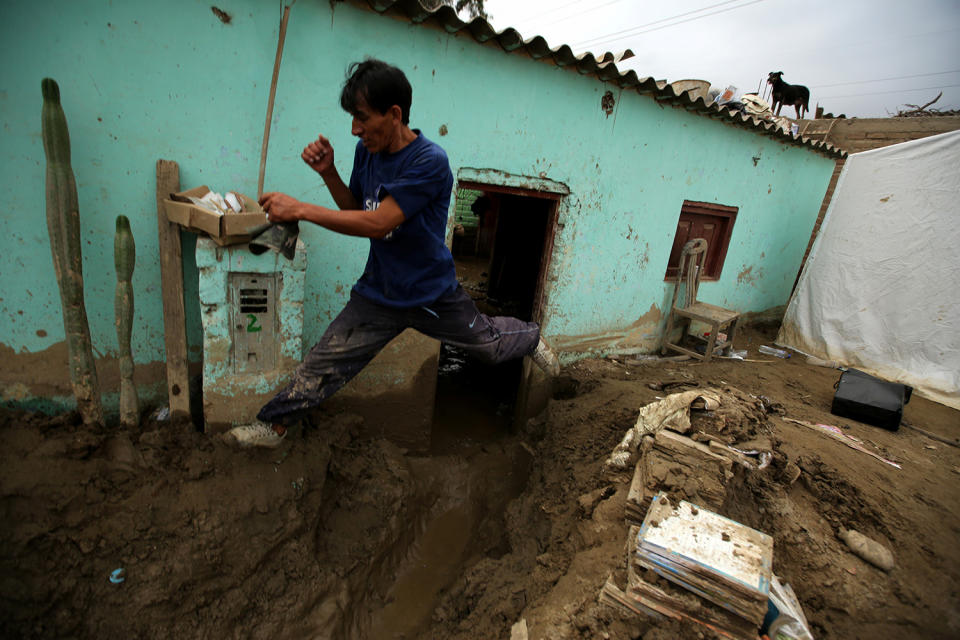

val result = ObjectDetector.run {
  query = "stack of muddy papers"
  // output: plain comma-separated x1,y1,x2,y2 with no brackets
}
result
636,493,772,626
601,528,761,640
626,429,733,525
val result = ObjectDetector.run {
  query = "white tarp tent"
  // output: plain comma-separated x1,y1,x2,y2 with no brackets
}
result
778,129,960,410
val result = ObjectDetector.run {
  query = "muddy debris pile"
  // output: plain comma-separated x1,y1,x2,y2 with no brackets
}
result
606,387,785,515
599,386,814,639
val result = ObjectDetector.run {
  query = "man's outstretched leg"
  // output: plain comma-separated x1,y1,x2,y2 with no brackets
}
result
226,293,403,448
412,285,559,376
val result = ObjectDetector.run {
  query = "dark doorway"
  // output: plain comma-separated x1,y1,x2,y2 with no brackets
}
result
434,184,559,448
449,187,557,322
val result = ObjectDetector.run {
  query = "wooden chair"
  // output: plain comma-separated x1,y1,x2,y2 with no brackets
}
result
661,238,740,361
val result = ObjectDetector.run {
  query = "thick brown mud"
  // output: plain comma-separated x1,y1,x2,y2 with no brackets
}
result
2,327,959,639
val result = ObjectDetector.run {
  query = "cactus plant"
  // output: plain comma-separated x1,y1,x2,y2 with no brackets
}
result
114,215,138,427
41,78,103,425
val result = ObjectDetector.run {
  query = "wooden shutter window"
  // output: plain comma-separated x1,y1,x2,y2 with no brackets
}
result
664,201,738,280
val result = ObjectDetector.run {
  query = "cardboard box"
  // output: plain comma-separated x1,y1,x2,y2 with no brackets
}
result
163,186,269,245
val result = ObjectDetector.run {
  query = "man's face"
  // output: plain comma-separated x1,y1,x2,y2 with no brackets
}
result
350,97,398,154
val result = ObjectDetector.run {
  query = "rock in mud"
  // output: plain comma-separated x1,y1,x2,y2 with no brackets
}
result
840,528,895,571
578,486,614,518
783,461,802,485
102,434,145,470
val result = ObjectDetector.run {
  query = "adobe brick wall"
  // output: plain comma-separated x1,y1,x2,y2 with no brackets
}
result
799,116,960,153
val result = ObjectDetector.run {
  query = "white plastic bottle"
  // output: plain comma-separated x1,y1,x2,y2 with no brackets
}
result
758,345,791,359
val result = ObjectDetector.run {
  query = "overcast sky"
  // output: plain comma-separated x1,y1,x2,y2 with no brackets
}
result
481,0,960,118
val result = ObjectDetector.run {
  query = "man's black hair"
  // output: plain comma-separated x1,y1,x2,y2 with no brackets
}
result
340,59,412,125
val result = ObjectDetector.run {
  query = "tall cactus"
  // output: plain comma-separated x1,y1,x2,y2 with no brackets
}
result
41,78,103,425
114,215,138,427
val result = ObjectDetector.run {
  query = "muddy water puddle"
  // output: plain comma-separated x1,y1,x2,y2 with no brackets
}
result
361,346,531,638
368,504,475,638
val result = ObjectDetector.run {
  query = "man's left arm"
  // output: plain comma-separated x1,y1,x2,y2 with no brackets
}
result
259,191,405,240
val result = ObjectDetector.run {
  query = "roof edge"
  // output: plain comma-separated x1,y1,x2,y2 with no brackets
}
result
354,0,846,158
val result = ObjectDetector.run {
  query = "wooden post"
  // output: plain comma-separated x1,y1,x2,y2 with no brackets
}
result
155,159,192,421
257,2,294,199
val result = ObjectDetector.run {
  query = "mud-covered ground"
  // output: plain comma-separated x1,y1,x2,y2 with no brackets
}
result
2,326,959,639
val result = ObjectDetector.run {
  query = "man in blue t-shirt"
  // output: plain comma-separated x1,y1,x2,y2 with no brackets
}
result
227,59,559,448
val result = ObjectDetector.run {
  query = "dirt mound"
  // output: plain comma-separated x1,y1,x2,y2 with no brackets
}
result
0,404,531,639
421,352,960,639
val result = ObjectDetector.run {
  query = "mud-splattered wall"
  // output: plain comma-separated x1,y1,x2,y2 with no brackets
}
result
0,0,835,412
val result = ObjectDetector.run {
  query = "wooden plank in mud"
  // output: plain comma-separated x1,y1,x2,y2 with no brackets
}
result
626,459,648,524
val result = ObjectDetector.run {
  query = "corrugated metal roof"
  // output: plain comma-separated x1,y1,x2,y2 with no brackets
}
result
356,0,846,157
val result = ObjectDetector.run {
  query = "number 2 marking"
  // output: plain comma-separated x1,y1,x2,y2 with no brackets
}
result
246,314,262,333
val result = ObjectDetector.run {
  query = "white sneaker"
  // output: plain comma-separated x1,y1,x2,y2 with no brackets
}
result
225,421,286,448
531,337,560,377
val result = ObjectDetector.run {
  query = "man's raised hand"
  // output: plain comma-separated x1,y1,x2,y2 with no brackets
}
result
302,135,335,176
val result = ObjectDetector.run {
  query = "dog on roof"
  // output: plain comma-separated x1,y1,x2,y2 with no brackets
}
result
767,71,810,119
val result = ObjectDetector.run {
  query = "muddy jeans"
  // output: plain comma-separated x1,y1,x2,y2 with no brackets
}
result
257,285,540,424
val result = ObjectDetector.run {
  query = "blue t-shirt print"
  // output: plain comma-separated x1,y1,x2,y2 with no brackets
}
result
362,195,400,241
347,132,457,308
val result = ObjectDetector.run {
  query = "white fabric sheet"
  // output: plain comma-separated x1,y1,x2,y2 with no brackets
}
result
778,130,960,409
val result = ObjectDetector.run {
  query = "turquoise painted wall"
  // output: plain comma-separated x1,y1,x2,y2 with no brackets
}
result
0,0,284,411
0,0,834,410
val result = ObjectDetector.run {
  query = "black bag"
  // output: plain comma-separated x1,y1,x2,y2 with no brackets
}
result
831,368,912,431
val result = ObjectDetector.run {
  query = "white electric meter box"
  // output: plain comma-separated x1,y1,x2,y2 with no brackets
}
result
196,236,306,431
